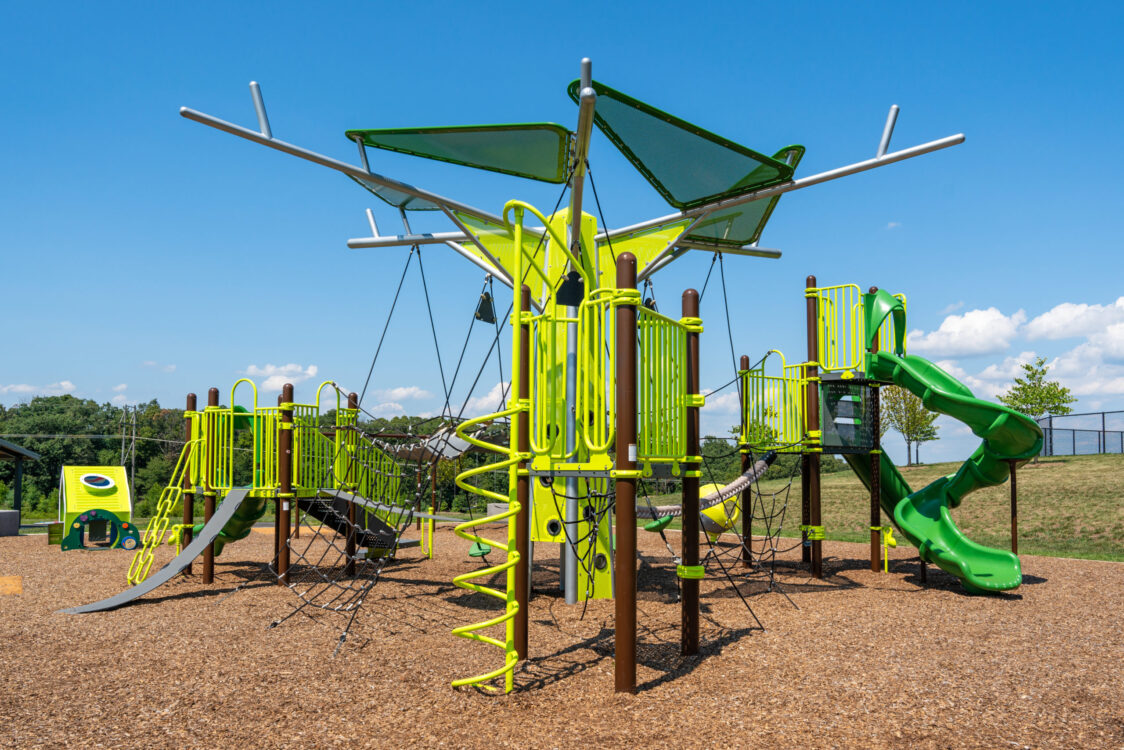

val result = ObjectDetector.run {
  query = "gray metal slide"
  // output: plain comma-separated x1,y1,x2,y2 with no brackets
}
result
61,489,251,614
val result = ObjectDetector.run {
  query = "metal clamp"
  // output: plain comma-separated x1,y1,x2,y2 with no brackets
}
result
676,564,706,580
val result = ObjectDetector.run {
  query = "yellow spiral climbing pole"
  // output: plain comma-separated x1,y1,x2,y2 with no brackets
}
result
450,405,524,693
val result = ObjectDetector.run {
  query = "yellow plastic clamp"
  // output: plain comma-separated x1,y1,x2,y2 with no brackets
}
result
610,469,644,479
676,564,706,580
684,394,706,408
682,470,703,478
800,524,825,541
679,316,704,334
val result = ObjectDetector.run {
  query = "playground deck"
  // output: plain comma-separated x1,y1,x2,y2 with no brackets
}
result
2,528,1121,748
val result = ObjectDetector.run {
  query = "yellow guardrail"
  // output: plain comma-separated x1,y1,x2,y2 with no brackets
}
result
741,350,807,452
812,285,907,375
636,306,691,463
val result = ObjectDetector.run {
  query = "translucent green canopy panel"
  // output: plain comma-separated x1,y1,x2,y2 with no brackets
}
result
347,175,442,211
686,145,805,248
345,124,573,184
567,80,801,210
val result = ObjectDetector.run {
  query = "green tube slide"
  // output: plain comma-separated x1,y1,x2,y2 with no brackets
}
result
191,406,270,556
844,350,1043,594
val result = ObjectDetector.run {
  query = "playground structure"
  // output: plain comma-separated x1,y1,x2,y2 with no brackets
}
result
61,57,1044,696
55,466,139,551
63,379,458,609
741,281,1043,592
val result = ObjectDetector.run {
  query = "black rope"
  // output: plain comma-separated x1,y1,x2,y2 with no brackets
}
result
358,248,415,404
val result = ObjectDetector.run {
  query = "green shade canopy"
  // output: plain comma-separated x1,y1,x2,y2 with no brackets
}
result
567,79,801,211
345,124,573,184
347,175,442,211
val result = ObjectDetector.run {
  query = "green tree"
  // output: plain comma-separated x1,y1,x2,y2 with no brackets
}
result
881,386,939,466
998,356,1076,420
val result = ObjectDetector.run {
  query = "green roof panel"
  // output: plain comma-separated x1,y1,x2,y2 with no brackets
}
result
568,80,801,210
345,123,573,184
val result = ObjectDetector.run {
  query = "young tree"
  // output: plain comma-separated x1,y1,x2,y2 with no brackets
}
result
998,356,1076,420
881,386,939,466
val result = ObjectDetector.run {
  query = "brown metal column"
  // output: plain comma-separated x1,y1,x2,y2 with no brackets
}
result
203,387,219,584
345,392,358,577
869,308,882,573
1009,459,1018,554
182,393,196,576
739,355,753,567
805,276,823,579
274,394,282,559
277,383,294,585
681,289,701,656
514,284,532,660
614,252,638,694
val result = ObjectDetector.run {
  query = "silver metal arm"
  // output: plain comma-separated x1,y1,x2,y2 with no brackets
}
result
249,82,272,139
348,231,469,249
597,131,965,243
877,105,900,158
180,92,504,225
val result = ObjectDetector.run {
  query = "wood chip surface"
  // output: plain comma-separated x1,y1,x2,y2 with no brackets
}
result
1,527,1122,748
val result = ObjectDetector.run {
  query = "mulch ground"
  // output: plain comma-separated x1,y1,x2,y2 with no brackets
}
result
2,526,1122,749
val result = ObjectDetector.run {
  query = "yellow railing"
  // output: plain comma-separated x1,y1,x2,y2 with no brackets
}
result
741,351,806,452
636,305,690,463
813,285,908,375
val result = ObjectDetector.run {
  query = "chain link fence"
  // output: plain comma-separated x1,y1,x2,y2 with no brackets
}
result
1037,410,1124,456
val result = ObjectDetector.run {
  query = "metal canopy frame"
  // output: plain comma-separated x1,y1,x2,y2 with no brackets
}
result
179,66,964,286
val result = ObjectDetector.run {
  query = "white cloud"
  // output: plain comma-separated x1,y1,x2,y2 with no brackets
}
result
142,361,176,373
0,380,77,398
1089,322,1124,362
1049,341,1124,397
366,401,405,416
939,301,964,315
1024,297,1124,340
462,382,509,416
112,383,127,392
907,307,1026,357
111,394,127,405
244,363,319,391
886,221,901,230
374,385,433,401
976,351,1038,381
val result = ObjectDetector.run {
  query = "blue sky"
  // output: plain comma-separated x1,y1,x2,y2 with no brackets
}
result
2,2,1122,465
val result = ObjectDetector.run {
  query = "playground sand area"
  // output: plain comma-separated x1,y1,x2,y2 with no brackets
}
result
2,527,1122,749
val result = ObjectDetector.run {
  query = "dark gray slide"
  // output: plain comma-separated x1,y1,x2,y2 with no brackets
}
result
318,489,463,523
61,489,251,614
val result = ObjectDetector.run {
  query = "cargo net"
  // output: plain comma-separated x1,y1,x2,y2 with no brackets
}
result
636,440,804,622
265,412,448,654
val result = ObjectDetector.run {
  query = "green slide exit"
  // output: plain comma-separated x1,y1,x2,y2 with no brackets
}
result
843,350,1043,594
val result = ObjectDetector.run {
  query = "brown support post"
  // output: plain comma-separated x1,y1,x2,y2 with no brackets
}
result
277,383,294,585
1009,459,1018,555
345,392,359,577
514,284,532,660
800,459,811,564
614,252,638,693
182,393,196,576
869,300,882,573
805,276,823,579
203,388,219,584
681,289,701,656
739,355,753,567
274,394,282,559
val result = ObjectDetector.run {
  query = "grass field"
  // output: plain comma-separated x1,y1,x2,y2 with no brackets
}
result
647,452,1124,562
